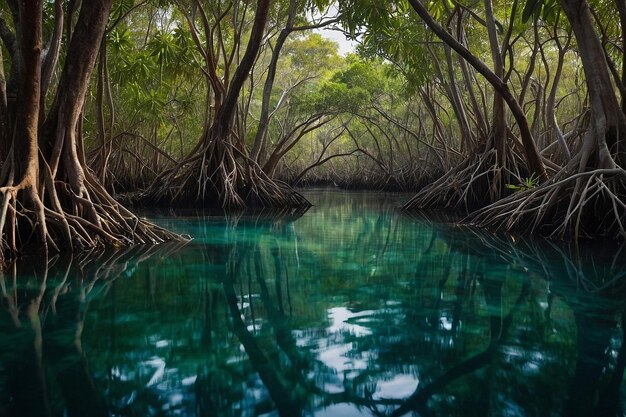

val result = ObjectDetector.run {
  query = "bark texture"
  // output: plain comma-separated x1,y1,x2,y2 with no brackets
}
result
0,0,179,265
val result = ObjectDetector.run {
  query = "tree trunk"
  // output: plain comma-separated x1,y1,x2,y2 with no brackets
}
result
615,0,626,113
467,0,626,239
42,0,112,179
0,0,178,264
212,0,270,139
0,43,9,161
456,12,488,140
95,43,107,184
544,30,571,160
250,0,297,162
561,0,626,169
443,44,474,153
144,0,309,209
484,0,507,170
14,0,42,182
39,0,63,121
407,0,547,180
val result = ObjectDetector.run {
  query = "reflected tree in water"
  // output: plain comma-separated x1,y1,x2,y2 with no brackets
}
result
0,243,184,417
462,233,626,417
5,194,626,417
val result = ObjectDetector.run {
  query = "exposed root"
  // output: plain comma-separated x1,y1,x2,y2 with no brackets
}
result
0,0,183,268
141,136,311,209
466,158,626,240
403,146,528,212
0,166,183,267
86,132,178,194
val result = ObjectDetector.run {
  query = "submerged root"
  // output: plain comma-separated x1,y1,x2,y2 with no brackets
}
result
466,164,626,240
403,147,528,212
466,229,626,294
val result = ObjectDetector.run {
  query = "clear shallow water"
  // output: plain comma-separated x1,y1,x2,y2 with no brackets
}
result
2,189,626,417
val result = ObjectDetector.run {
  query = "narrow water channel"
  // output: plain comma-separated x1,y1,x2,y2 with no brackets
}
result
1,189,625,416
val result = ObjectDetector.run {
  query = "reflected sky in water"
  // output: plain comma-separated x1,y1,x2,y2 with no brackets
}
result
2,189,626,417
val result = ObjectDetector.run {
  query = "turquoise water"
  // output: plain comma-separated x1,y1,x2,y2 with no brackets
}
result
1,189,626,417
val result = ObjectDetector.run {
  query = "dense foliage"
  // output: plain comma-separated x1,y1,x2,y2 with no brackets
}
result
0,0,624,260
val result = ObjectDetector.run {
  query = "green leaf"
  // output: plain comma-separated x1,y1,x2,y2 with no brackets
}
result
521,0,541,23
112,0,134,21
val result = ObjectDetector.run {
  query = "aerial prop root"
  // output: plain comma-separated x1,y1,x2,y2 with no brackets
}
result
205,139,311,209
148,136,311,209
0,168,182,266
466,162,626,239
403,147,526,211
0,189,52,265
241,160,311,209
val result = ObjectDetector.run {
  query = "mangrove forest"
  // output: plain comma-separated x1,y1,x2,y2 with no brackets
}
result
1,0,626,416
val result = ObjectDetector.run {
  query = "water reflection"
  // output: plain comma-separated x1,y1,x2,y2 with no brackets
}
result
0,244,185,417
1,190,626,417
466,233,626,417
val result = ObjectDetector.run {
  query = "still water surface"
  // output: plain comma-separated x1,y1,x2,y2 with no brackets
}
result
1,189,626,417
